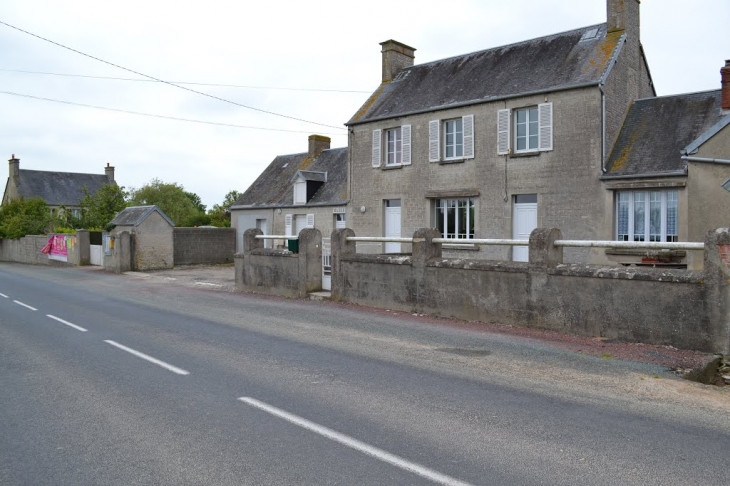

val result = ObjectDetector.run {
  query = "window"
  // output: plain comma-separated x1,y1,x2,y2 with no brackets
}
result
616,190,678,242
515,107,538,152
372,126,411,167
293,180,306,204
334,213,346,229
434,198,475,240
429,115,474,162
497,103,553,155
386,127,402,166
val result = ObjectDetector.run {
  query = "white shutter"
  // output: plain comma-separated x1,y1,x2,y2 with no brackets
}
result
538,102,553,151
306,213,315,228
497,109,510,155
401,125,412,165
462,114,474,159
428,120,440,162
372,129,381,167
285,214,292,236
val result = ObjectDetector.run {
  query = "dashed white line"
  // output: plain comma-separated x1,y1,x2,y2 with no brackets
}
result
0,292,8,298
13,300,37,311
238,397,474,486
104,340,190,375
47,314,87,332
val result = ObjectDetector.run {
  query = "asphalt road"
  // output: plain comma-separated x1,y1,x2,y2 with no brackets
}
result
1,263,728,485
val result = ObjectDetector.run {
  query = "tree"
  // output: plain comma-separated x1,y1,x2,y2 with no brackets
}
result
207,190,242,227
128,178,204,227
0,197,53,239
79,184,129,230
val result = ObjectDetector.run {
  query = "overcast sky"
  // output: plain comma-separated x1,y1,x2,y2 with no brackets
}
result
1,0,728,208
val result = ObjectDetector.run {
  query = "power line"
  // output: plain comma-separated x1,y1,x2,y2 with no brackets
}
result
0,68,372,93
0,90,346,135
0,20,346,131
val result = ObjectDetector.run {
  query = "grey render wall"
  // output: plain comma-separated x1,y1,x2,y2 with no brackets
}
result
330,228,730,354
348,87,606,263
0,235,50,265
173,227,235,265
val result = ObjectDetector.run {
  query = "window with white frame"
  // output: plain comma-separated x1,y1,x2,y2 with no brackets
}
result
372,126,411,167
497,103,553,155
433,198,475,240
429,115,474,162
293,180,306,204
616,190,678,242
386,127,402,166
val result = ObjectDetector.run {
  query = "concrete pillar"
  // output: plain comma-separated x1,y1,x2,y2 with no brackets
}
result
76,229,90,265
411,228,442,266
244,228,263,254
297,228,322,297
529,228,563,269
703,228,730,354
331,228,356,301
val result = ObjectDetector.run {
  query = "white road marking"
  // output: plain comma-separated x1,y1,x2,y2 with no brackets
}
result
13,300,37,311
238,397,474,486
47,314,87,332
0,292,8,298
104,340,190,375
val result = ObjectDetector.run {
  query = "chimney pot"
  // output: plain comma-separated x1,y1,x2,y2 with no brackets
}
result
379,40,416,83
308,135,331,158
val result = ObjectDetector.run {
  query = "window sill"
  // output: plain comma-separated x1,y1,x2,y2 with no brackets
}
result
438,158,467,165
382,164,403,170
509,151,541,158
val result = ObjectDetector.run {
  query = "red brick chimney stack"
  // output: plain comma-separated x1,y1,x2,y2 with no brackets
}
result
722,60,730,112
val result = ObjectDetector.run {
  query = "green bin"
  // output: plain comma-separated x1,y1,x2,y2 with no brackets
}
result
287,239,299,253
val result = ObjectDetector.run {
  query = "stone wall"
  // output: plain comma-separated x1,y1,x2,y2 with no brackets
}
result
0,232,87,266
174,227,236,265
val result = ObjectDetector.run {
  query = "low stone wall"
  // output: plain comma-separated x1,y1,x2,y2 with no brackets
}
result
174,227,236,265
330,228,730,354
0,235,50,265
235,228,322,298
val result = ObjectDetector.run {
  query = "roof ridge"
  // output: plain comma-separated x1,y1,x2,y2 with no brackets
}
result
634,88,722,103
19,168,107,177
408,22,607,70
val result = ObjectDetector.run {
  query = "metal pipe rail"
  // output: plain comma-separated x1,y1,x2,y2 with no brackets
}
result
432,238,527,246
346,237,414,243
553,240,704,250
255,235,297,239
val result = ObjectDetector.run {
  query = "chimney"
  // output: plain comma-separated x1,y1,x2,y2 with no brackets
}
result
105,162,115,184
607,0,640,34
722,60,730,112
308,135,331,158
380,40,416,83
7,154,20,202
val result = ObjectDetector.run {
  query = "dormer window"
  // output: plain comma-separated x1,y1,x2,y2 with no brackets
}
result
294,180,307,205
291,170,327,205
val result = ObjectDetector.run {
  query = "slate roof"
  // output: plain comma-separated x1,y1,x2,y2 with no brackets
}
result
232,147,348,208
348,23,624,125
604,90,726,177
14,169,111,206
110,205,175,227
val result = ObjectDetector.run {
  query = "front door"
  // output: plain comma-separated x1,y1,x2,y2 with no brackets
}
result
513,195,537,262
384,200,401,253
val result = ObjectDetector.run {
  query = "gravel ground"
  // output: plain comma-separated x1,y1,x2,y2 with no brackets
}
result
137,264,718,378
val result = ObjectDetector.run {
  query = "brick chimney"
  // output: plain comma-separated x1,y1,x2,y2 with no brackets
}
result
308,135,331,158
722,60,730,112
607,0,641,34
105,162,115,183
380,40,416,83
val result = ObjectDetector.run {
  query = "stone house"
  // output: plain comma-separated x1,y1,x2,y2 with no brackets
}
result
2,155,116,218
108,205,174,271
230,135,348,253
346,0,659,262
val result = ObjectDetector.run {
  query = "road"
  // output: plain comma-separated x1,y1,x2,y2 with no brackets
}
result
1,263,728,485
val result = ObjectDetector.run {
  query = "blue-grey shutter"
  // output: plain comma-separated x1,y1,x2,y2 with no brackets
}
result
538,103,553,151
401,125,412,165
429,120,440,162
372,129,381,167
497,109,510,155
462,114,474,159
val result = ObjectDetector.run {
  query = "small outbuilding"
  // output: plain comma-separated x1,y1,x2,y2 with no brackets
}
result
108,205,174,271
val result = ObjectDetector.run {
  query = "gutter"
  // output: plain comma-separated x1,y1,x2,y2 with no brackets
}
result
599,169,687,180
681,155,730,165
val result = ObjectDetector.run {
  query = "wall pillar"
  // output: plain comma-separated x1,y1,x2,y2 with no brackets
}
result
297,228,322,298
703,228,730,354
529,228,563,269
244,228,263,254
331,228,356,301
411,228,442,313
76,229,90,265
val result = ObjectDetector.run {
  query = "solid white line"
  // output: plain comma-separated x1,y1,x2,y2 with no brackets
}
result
104,340,190,375
238,397,474,486
0,292,8,298
13,300,37,311
47,314,87,332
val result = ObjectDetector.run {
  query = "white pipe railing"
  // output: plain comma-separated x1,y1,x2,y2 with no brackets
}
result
346,237,414,243
256,235,297,239
432,238,527,246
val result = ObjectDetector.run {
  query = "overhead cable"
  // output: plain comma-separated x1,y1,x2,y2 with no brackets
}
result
0,20,346,130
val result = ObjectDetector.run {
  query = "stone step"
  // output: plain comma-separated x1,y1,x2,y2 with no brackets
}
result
308,291,332,301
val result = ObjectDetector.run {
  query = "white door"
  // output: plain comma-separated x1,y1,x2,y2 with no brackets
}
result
513,195,537,262
322,237,331,291
256,219,268,248
384,200,401,253
89,245,102,266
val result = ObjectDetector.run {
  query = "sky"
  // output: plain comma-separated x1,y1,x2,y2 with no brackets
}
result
1,0,728,209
